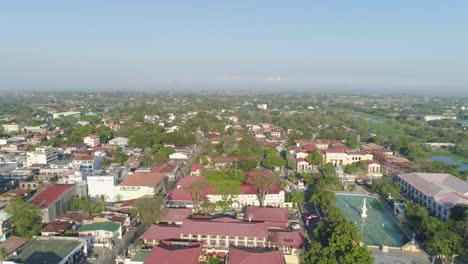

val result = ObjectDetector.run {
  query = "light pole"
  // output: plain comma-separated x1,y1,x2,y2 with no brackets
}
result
452,254,458,264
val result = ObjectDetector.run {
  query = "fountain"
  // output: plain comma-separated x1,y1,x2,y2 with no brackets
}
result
335,193,409,247
361,198,368,218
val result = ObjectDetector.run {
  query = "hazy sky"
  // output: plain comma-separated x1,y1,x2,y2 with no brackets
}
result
1,1,467,94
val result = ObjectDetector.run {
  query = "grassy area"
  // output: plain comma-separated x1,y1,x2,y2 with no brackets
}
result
366,122,408,137
429,150,468,163
345,110,410,138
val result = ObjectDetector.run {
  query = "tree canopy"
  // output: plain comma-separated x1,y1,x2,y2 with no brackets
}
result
132,195,166,225
5,199,41,238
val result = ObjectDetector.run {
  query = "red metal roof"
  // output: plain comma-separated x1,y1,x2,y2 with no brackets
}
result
73,155,95,161
140,224,182,242
268,231,305,249
30,184,75,209
41,221,72,233
245,207,288,226
0,236,30,255
180,219,268,238
227,248,285,264
120,171,165,187
143,241,203,264
190,163,205,171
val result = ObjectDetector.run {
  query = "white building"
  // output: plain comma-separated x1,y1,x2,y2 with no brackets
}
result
1,124,23,133
84,135,101,147
397,173,468,221
26,147,58,167
424,115,457,122
87,175,118,202
169,152,189,161
115,170,166,201
109,137,129,147
257,104,268,110
52,111,81,119
71,155,102,172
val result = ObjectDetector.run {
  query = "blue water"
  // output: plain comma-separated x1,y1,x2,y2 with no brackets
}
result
335,194,408,247
430,156,468,171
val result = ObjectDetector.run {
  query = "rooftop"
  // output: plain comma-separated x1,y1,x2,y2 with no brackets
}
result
245,206,288,226
120,171,165,188
399,173,468,208
0,236,29,255
140,224,181,242
268,230,305,249
6,237,83,264
227,248,285,264
30,184,75,209
143,242,203,264
78,221,120,233
180,219,268,238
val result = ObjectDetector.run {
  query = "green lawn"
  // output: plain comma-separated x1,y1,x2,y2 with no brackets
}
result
345,110,410,138
366,122,408,137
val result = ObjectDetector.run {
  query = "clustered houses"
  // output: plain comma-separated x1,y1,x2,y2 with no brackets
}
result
138,207,304,264
291,139,382,176
397,173,468,221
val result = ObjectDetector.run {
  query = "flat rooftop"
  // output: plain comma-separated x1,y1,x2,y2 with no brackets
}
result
7,238,82,264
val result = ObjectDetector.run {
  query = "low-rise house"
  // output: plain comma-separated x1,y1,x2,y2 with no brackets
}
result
212,156,239,169
190,164,204,176
296,158,311,173
83,134,101,147
115,169,166,201
78,222,122,248
0,236,29,257
27,135,45,145
366,160,382,177
270,129,282,139
0,210,11,241
109,137,129,147
30,184,77,223
72,154,102,171
41,221,73,236
169,152,189,161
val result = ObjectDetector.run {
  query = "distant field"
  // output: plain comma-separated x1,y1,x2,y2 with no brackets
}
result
345,110,410,138
366,122,408,137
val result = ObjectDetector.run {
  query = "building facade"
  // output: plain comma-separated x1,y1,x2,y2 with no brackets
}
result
26,147,58,167
397,173,468,221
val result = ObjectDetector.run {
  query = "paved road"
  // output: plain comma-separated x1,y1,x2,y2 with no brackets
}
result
87,224,148,264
